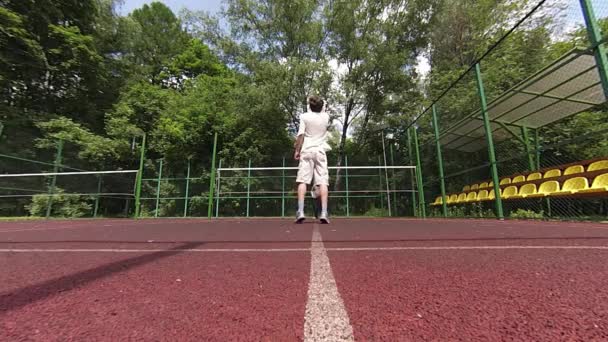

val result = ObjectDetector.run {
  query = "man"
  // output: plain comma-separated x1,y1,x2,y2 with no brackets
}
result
294,95,331,224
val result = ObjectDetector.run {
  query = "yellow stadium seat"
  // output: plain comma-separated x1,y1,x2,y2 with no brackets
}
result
527,181,560,198
512,175,526,183
543,169,561,178
448,194,458,204
489,181,494,188
456,193,467,203
488,189,497,200
479,182,489,189
588,160,608,172
470,184,479,190
502,186,518,199
551,177,589,196
579,173,608,194
527,172,542,181
466,192,477,202
432,196,442,206
564,165,584,176
499,178,511,185
477,190,489,201
510,183,537,199
463,185,471,191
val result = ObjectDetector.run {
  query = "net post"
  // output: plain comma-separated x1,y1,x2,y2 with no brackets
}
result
154,158,164,218
345,155,350,217
281,157,286,217
381,132,392,216
580,0,608,99
208,132,218,219
134,133,146,218
183,158,191,217
475,63,504,220
377,156,384,212
246,159,251,217
521,126,535,171
407,129,418,217
215,159,222,218
389,143,397,216
93,175,102,218
45,139,63,219
411,127,426,218
432,105,448,218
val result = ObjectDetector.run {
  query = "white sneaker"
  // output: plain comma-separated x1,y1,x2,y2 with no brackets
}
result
295,211,306,224
319,212,330,224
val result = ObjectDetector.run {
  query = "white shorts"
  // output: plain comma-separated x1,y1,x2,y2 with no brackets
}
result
296,150,329,186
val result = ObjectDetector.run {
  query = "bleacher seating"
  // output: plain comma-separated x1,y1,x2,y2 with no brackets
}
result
434,157,608,206
579,173,608,195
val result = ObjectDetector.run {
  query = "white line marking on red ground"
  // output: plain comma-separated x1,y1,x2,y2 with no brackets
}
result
304,224,354,342
0,248,310,253
1,246,608,253
325,246,608,251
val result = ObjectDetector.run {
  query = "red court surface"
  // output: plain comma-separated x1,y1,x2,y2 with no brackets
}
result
1,218,608,341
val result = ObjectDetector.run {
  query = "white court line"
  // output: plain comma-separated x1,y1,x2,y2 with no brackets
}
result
0,248,310,253
304,225,354,342
2,245,608,253
325,245,608,251
0,226,92,233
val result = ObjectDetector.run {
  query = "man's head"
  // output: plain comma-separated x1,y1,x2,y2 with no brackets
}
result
307,95,324,113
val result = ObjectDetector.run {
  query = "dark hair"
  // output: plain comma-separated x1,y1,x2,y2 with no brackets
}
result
308,95,324,113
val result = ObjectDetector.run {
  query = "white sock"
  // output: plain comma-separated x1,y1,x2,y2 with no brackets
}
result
298,200,304,213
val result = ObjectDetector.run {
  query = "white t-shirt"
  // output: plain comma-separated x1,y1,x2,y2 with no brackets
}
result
297,111,331,153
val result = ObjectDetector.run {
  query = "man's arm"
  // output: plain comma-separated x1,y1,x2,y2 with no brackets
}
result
294,134,304,160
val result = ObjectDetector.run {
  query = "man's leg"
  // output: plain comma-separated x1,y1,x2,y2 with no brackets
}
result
318,184,329,223
295,183,307,223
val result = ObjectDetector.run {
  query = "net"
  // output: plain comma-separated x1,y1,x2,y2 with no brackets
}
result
215,166,417,217
0,170,138,218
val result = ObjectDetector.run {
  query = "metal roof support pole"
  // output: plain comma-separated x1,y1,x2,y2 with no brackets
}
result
432,105,448,217
580,0,608,99
475,63,504,220
411,126,426,218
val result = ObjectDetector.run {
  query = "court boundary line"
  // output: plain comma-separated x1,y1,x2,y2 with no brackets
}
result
304,224,354,341
2,245,608,253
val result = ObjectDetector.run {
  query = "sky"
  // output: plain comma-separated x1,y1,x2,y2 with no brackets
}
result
119,0,223,16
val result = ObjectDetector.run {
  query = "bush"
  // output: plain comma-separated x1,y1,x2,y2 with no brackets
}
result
510,209,544,220
363,206,389,217
28,189,92,218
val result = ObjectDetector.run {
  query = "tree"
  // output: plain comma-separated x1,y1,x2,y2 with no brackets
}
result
129,2,190,85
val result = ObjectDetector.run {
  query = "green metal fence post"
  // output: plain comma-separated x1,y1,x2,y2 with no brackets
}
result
93,175,102,218
534,129,541,170
411,127,426,218
154,159,163,218
281,157,286,217
207,132,218,219
432,105,448,217
475,63,504,219
183,159,191,217
215,159,222,218
521,126,535,171
407,129,418,217
134,133,146,218
389,143,397,216
45,140,63,219
246,159,251,217
345,155,350,217
580,0,608,99
378,156,384,211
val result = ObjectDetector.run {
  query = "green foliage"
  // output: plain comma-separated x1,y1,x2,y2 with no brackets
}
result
28,189,92,218
510,209,544,220
363,206,390,217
